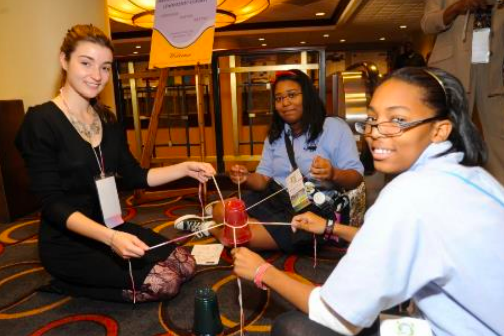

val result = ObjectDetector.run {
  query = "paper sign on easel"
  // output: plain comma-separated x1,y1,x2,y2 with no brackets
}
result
149,0,216,68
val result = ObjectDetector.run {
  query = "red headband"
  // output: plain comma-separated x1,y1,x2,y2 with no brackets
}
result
270,70,298,84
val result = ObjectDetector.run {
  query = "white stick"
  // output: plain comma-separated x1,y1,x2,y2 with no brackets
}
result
233,228,245,336
248,221,292,226
148,222,225,251
212,175,226,208
245,186,288,211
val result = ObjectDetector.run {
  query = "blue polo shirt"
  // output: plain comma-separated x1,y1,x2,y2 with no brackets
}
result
255,117,364,187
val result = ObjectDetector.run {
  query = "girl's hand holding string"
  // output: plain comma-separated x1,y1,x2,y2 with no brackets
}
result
291,212,327,235
310,155,335,181
229,164,249,184
109,230,149,259
185,161,216,183
232,247,268,281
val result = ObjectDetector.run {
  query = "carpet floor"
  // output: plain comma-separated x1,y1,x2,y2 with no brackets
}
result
0,191,345,336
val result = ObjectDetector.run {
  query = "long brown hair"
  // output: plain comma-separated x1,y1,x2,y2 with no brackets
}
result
60,24,116,123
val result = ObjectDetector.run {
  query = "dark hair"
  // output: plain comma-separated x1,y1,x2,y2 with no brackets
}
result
268,69,326,144
60,24,116,123
383,67,487,166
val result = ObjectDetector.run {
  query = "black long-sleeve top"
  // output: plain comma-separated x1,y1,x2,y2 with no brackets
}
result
16,101,148,227
15,102,172,294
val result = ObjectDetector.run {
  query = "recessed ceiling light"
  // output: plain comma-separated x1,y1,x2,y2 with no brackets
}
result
300,41,306,44
133,51,138,54
323,34,330,38
379,37,386,41
316,12,325,16
262,43,267,47
258,37,265,41
340,39,346,42
135,45,141,49
400,25,407,29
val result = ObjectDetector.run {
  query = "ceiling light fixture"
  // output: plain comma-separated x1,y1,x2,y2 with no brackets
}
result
400,25,407,29
340,39,346,42
108,0,270,29
135,45,141,48
316,12,325,16
258,37,265,41
323,34,330,38
300,41,306,44
262,43,267,46
379,37,386,41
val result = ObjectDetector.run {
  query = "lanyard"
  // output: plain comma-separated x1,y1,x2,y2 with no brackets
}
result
284,131,298,170
92,145,106,178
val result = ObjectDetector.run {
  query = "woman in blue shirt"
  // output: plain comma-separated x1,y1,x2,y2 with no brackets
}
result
232,67,504,335
176,70,364,252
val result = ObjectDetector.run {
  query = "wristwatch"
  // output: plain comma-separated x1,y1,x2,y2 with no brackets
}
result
323,218,335,241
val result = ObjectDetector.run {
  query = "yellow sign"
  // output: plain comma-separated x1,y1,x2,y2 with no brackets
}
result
149,0,216,68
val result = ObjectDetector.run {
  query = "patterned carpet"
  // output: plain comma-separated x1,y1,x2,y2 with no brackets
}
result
0,191,345,336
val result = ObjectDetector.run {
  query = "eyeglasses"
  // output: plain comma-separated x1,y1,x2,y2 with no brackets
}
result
355,116,444,136
274,91,302,104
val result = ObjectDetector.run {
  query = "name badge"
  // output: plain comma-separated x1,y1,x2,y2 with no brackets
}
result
472,28,491,63
286,169,311,212
95,175,124,228
381,317,433,336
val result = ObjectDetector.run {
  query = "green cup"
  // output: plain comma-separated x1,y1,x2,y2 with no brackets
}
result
193,287,224,336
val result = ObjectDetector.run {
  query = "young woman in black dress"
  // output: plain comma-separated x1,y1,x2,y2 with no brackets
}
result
16,24,215,302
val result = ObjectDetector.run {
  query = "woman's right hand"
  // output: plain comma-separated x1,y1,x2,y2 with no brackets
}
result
229,164,249,184
109,230,149,259
232,247,268,281
291,212,327,235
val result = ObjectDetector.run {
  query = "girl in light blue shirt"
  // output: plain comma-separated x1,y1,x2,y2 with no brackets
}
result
233,67,504,336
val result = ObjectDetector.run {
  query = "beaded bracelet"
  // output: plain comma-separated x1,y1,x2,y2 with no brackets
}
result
253,263,272,290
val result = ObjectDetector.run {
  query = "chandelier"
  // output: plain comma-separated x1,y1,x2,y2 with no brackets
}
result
108,0,270,29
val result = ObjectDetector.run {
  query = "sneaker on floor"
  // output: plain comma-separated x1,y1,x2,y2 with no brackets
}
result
204,200,220,217
174,215,212,238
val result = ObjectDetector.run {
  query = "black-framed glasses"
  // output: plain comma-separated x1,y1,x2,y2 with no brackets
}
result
355,116,444,136
274,91,302,104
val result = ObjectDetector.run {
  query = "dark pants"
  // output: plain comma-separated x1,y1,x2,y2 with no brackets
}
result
271,311,380,336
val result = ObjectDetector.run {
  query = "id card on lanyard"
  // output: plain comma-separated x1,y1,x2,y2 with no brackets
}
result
472,5,493,64
286,168,311,212
380,317,433,336
93,146,124,228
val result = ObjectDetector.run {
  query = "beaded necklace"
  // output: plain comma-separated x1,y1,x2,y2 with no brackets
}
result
59,89,101,143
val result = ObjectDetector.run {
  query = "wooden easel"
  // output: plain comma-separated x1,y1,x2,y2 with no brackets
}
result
133,65,208,204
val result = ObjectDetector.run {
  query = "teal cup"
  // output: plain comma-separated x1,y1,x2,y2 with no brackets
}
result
193,287,224,336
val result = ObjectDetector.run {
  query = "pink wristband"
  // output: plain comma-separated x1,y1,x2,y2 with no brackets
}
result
254,263,272,290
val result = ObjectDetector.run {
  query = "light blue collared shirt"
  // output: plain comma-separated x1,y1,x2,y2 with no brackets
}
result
255,117,364,187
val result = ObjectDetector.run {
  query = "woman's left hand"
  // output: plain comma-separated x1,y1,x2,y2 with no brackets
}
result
185,162,216,183
310,155,334,181
291,211,327,234
232,247,267,281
